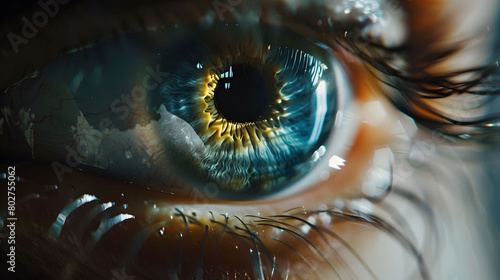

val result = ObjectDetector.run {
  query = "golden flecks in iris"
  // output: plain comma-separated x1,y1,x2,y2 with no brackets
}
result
204,118,265,151
191,42,288,152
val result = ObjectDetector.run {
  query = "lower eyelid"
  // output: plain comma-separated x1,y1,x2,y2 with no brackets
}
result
6,2,497,280
7,163,395,279
0,56,404,277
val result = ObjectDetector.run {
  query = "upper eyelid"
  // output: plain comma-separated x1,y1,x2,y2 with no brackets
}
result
0,0,390,89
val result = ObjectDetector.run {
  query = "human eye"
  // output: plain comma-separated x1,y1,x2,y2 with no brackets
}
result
1,0,499,279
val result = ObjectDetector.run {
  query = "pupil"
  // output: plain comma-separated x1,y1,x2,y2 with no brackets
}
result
214,64,269,123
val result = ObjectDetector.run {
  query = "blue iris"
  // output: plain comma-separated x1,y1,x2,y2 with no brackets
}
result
159,28,339,198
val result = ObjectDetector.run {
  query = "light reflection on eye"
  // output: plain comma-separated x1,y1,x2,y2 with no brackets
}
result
0,0,499,279
130,23,345,197
3,17,358,200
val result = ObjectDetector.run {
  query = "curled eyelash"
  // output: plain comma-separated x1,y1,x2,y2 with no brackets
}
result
7,163,435,280
2,2,491,280
339,27,500,144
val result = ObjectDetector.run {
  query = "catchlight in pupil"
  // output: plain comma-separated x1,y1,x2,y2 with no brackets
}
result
214,64,269,123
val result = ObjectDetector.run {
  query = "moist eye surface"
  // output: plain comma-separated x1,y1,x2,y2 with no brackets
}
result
3,23,350,200
158,24,344,197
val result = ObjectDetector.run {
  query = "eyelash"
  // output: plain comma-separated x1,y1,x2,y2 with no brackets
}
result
2,1,497,279
338,29,500,143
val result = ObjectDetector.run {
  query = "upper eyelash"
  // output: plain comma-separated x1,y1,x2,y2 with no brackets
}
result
338,30,500,143
1,3,459,279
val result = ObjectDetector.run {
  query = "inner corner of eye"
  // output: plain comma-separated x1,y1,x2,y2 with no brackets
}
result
24,24,353,201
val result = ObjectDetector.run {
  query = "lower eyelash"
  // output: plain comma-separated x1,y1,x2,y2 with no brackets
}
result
6,156,436,280
3,2,497,280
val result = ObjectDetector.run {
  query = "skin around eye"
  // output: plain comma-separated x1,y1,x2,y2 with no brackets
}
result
1,0,499,280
